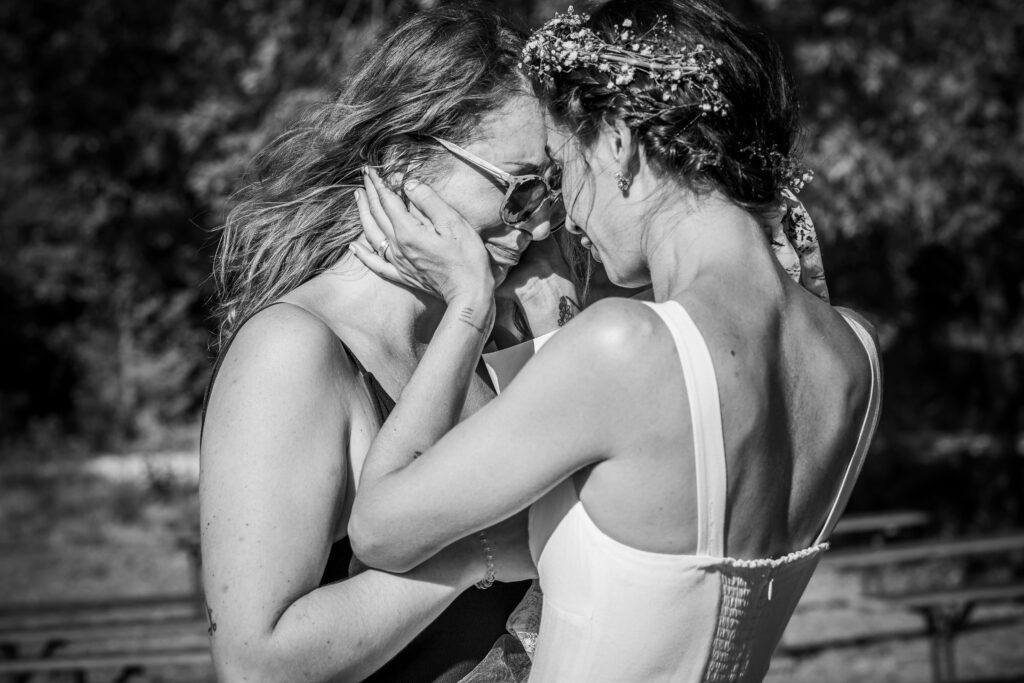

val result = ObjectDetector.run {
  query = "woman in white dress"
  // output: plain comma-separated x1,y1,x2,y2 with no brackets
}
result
348,1,881,681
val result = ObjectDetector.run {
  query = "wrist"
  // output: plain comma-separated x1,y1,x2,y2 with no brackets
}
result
443,536,488,591
448,292,495,333
449,281,494,307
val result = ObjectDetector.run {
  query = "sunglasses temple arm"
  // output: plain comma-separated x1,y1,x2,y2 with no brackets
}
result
431,137,515,184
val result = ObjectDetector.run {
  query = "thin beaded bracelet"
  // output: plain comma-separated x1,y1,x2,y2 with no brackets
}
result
475,531,496,590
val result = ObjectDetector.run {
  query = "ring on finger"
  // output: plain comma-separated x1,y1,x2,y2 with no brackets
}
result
376,237,391,258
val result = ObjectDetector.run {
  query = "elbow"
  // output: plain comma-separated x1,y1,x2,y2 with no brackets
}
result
348,503,422,574
212,635,362,683
212,637,280,683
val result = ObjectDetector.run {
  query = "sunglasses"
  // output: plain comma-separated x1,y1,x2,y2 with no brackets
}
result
430,136,562,227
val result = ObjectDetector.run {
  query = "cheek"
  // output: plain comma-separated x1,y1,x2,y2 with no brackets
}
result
562,166,598,227
434,179,504,233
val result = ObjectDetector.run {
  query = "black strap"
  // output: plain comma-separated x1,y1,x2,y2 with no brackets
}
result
339,343,396,423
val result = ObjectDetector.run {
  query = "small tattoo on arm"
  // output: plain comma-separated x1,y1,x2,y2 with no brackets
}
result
558,296,581,327
413,450,423,459
206,603,217,637
458,307,487,334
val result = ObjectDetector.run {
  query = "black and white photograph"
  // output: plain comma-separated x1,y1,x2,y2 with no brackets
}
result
1,0,1022,681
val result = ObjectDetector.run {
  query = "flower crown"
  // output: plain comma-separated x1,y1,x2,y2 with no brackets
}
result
521,7,729,116
521,7,812,194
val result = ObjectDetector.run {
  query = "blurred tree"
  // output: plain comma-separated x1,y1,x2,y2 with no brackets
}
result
1,0,1021,530
761,0,1024,526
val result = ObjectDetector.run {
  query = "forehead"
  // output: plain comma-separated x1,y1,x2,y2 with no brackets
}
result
465,94,549,170
545,125,573,159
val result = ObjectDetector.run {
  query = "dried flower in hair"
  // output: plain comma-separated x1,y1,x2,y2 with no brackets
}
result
741,144,814,195
520,7,729,118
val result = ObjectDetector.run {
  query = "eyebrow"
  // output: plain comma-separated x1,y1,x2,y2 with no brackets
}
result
503,161,545,175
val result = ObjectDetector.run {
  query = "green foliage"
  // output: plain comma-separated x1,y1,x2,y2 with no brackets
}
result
1,0,1021,525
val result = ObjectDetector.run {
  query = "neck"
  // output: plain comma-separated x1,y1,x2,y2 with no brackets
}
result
302,251,445,355
641,192,774,303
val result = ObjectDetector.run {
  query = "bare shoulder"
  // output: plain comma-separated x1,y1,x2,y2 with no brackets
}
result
519,297,682,417
210,303,356,402
549,297,672,369
204,303,363,449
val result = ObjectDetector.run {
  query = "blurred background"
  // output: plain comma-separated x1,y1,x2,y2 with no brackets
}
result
1,0,1021,681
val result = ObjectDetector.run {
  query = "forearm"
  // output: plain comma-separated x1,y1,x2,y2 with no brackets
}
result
358,292,494,487
212,542,477,683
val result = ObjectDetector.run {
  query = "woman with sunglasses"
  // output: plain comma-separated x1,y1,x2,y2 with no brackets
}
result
348,1,880,681
200,5,573,682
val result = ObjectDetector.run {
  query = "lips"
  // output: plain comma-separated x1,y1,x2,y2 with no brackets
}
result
485,243,522,266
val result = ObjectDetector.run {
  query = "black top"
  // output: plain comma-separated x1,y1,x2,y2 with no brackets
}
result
203,302,527,682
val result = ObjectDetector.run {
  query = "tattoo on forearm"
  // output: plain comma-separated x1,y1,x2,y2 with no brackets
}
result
206,603,217,637
413,450,423,459
458,307,487,333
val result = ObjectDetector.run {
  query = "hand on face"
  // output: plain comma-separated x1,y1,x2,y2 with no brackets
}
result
493,231,579,344
352,167,496,305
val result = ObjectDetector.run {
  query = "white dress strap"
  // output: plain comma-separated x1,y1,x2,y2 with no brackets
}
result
813,310,884,544
642,301,728,557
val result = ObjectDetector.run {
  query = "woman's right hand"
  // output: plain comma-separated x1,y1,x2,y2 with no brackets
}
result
352,167,494,305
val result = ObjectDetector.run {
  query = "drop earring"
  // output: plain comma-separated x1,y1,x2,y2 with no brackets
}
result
615,171,632,192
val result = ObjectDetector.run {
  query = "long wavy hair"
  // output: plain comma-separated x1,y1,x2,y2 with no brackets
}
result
213,2,526,349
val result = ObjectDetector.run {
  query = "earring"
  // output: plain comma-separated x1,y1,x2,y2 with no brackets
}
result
615,171,632,192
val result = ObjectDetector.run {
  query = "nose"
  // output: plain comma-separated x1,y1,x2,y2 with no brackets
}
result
514,199,565,242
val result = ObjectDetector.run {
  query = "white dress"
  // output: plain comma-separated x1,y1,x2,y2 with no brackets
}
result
518,301,882,682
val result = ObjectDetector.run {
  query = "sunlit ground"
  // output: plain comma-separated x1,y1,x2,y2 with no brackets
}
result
2,451,1023,683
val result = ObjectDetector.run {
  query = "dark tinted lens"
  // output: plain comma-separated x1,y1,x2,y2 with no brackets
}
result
501,178,548,224
545,165,562,192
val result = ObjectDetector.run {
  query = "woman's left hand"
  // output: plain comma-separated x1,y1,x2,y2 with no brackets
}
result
767,190,830,302
352,167,495,305
493,235,578,346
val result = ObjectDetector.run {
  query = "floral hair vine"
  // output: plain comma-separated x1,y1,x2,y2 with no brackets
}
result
742,145,815,194
522,7,814,195
521,6,729,116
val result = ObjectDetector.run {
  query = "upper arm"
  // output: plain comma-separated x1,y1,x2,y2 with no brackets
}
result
201,307,355,643
350,299,661,568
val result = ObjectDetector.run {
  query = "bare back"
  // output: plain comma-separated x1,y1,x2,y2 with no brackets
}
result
574,275,877,560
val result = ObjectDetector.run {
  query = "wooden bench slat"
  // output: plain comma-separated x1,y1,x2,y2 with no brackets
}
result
0,594,201,632
881,582,1024,610
825,531,1024,570
0,617,209,645
0,593,199,617
0,648,212,674
832,510,931,536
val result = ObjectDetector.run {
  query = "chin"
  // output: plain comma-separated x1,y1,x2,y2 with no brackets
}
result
603,261,651,290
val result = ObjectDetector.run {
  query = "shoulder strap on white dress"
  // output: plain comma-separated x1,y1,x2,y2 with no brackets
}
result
813,310,884,544
642,301,728,557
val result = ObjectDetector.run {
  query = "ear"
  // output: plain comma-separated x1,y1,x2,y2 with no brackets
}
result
601,117,637,179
